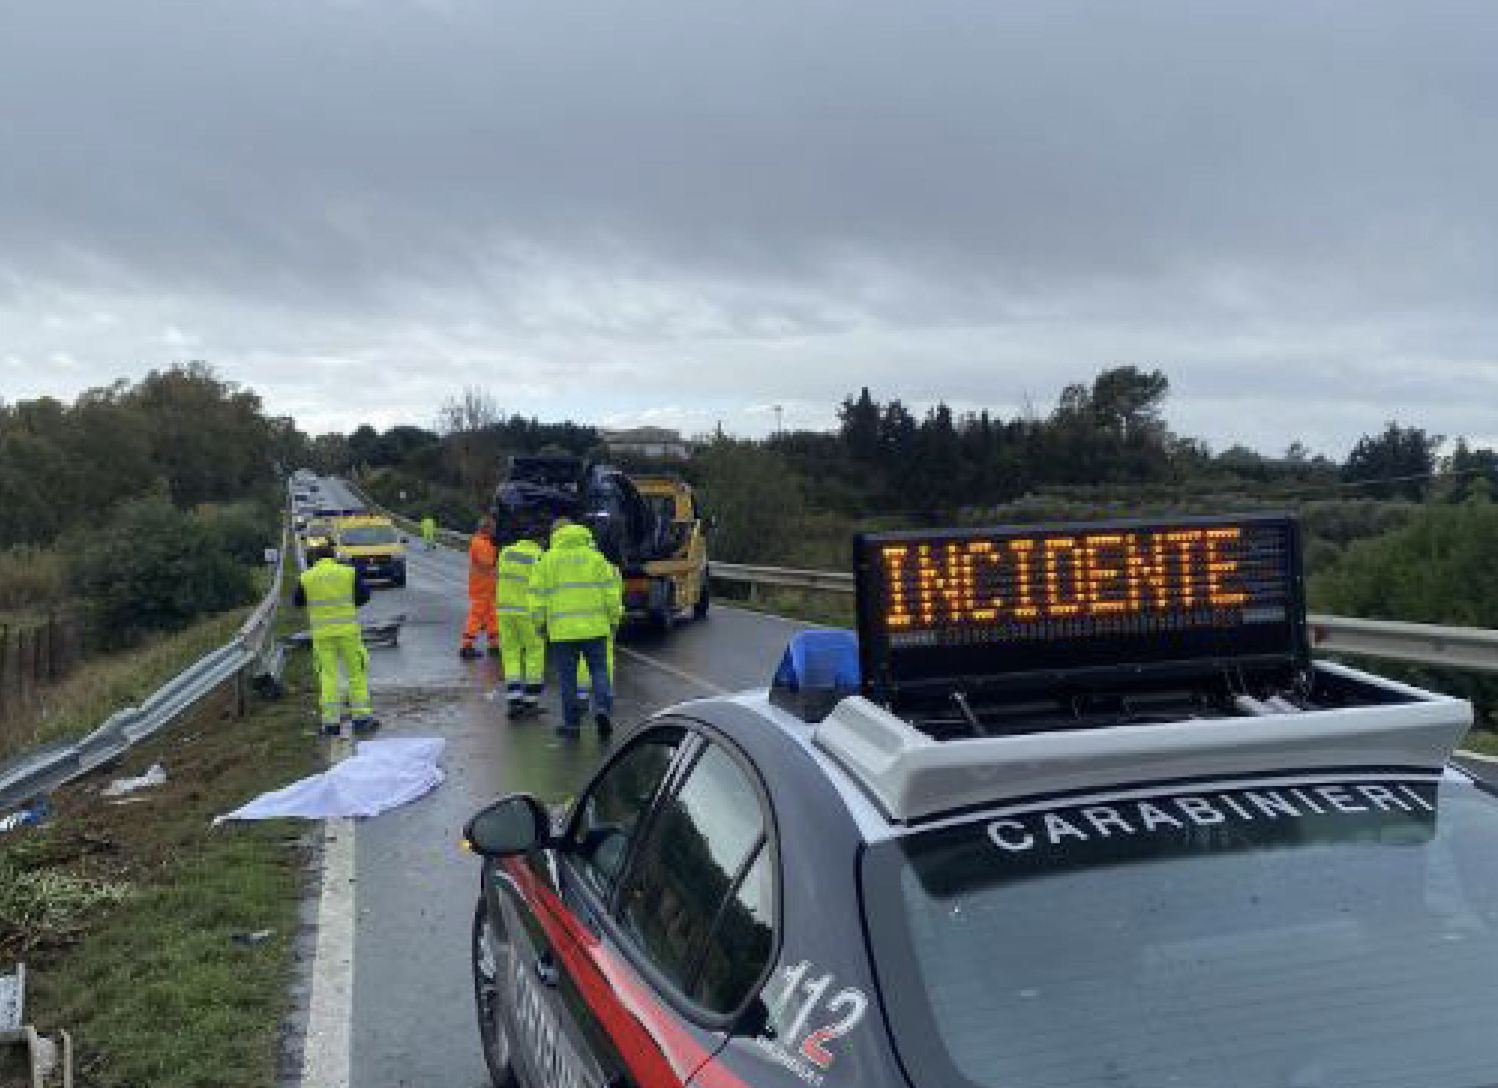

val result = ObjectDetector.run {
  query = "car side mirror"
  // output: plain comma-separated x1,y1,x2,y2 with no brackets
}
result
464,794,551,857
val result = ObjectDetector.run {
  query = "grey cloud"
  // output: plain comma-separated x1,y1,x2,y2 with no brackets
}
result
1,0,1496,452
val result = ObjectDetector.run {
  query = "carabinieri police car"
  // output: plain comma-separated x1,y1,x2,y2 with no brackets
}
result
465,514,1498,1088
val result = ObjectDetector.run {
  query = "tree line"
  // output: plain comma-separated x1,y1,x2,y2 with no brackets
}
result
0,364,290,646
796,367,1464,516
0,363,294,548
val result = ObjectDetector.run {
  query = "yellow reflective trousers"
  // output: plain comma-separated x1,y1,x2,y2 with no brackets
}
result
313,635,371,726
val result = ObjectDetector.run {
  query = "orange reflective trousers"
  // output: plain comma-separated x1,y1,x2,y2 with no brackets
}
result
462,533,499,650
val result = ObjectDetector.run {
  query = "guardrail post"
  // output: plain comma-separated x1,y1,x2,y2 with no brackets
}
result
21,628,33,706
0,626,8,722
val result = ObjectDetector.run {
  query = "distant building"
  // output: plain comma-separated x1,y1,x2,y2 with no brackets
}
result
600,426,693,460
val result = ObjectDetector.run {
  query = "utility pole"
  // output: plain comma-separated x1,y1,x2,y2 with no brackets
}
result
773,404,784,437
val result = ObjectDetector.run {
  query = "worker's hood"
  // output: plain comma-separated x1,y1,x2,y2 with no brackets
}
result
550,523,596,550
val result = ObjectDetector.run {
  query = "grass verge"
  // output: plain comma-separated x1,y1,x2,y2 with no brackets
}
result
1,601,320,1087
0,608,251,763
1459,727,1498,757
713,582,855,629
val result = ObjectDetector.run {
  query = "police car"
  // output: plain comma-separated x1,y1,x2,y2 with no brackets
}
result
466,515,1498,1088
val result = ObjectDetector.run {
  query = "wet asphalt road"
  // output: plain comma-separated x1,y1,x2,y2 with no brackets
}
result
340,524,805,1088
307,477,1498,1087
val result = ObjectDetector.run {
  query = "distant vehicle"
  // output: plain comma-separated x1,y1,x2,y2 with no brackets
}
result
300,517,334,552
491,456,708,632
333,514,407,587
467,513,1496,1088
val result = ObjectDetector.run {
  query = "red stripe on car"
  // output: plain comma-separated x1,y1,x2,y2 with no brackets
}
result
503,859,755,1088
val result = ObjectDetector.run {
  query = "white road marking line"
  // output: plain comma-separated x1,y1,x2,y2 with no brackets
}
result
614,644,731,695
301,738,357,1088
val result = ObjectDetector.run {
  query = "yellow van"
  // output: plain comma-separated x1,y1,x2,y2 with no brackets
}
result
332,515,408,587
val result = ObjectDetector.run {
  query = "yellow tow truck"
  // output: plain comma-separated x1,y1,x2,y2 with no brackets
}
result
492,458,709,633
625,474,710,630
332,514,408,587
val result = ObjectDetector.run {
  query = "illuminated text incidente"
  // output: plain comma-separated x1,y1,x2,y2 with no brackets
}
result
879,527,1265,631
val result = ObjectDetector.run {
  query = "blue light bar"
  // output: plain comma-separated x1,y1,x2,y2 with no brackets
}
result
770,630,862,723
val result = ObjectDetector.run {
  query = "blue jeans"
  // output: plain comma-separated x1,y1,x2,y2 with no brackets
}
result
551,637,613,729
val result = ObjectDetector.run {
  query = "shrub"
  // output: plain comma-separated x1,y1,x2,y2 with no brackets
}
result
0,545,68,611
696,439,807,565
198,501,276,565
417,494,483,533
1312,496,1498,723
74,497,258,647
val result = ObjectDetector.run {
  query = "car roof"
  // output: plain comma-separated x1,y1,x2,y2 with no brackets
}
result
663,691,908,844
812,662,1468,824
667,657,1471,846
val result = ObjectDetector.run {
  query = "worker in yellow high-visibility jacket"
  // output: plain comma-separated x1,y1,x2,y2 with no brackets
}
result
529,519,623,736
495,523,547,720
294,544,378,737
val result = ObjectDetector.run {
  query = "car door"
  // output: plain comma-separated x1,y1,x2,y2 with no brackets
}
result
551,728,780,1088
490,726,687,1088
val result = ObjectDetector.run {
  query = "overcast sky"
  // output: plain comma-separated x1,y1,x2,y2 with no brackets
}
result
1,0,1495,454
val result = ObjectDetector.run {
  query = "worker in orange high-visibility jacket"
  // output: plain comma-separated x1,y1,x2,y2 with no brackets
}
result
460,514,501,660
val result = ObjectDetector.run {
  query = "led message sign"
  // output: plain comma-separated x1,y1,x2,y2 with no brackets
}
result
854,515,1305,696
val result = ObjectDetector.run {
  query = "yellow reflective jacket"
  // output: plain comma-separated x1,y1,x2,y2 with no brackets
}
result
496,539,544,614
299,558,359,642
528,525,623,641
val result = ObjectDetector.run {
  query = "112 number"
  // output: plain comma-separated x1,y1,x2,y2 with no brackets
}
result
768,960,869,1070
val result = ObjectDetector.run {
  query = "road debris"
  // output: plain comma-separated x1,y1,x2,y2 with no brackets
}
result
0,800,49,836
0,964,74,1088
230,929,276,947
101,764,167,798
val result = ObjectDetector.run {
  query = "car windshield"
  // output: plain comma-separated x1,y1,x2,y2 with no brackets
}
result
340,526,398,546
862,772,1498,1088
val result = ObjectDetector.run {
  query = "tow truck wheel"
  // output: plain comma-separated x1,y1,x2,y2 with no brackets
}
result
693,579,710,620
472,897,518,1087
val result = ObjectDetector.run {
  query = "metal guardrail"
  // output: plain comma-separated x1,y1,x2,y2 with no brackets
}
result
0,524,292,815
337,481,1498,676
1306,614,1498,673
708,564,1498,674
711,562,855,595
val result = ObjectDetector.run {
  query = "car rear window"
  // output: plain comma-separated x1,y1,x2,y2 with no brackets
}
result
340,525,398,546
862,773,1498,1088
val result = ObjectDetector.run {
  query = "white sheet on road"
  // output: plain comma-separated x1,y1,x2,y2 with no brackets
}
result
215,738,446,823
